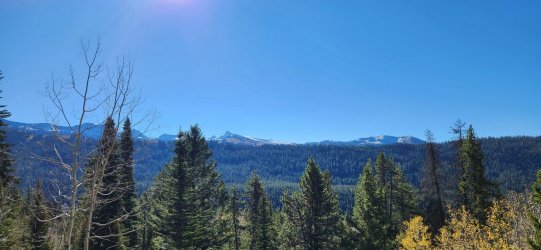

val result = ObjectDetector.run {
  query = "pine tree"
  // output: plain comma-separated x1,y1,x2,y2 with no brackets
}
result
391,165,416,226
374,153,415,248
90,117,123,249
375,152,393,228
366,153,416,248
460,125,495,223
140,130,189,249
450,119,467,207
211,181,230,247
301,158,340,249
353,160,386,249
119,118,138,247
143,165,176,249
229,186,242,250
0,70,20,248
246,172,275,250
0,71,14,190
170,129,189,248
280,158,340,250
419,130,445,234
183,125,225,248
29,179,51,250
145,125,226,249
529,169,541,249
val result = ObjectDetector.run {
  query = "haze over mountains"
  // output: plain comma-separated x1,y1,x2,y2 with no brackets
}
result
5,120,424,146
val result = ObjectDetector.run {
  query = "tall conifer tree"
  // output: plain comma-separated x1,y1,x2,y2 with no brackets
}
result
29,180,51,250
145,125,225,249
183,125,225,248
353,160,386,249
229,186,242,250
280,158,339,250
450,119,467,207
246,172,275,250
119,118,138,247
420,130,446,233
373,153,415,248
90,117,123,249
375,153,393,228
0,71,20,248
460,125,495,223
0,71,14,190
170,130,189,248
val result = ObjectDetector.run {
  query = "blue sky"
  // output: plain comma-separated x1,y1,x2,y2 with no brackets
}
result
1,0,540,143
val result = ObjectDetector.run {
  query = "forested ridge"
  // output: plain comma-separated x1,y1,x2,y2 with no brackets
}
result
3,115,541,248
8,126,541,210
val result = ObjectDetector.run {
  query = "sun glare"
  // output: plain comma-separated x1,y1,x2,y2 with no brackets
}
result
158,0,195,5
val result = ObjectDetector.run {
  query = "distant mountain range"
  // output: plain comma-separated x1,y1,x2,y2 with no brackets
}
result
4,120,424,146
150,132,425,146
208,131,288,146
310,135,424,146
4,120,148,140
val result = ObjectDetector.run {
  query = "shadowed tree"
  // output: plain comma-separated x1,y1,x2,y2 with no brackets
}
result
0,71,15,192
450,119,467,207
29,179,52,250
373,153,415,248
246,172,275,250
280,158,340,250
353,160,386,249
229,186,242,250
419,129,446,233
119,118,138,247
459,125,497,223
144,126,226,249
0,70,21,248
88,117,123,250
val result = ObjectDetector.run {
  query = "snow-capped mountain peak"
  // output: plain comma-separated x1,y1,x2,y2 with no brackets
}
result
210,131,284,146
312,135,424,146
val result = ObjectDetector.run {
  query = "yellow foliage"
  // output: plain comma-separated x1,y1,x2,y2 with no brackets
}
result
398,216,433,250
436,206,485,249
435,194,532,250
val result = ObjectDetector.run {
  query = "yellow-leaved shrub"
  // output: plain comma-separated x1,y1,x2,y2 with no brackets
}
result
398,216,433,250
397,193,534,250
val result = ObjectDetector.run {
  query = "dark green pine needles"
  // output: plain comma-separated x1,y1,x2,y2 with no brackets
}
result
280,157,340,250
144,125,226,249
90,117,123,250
246,172,276,250
119,118,139,248
29,180,51,250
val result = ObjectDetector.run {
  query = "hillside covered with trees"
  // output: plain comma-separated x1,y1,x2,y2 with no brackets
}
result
8,126,541,210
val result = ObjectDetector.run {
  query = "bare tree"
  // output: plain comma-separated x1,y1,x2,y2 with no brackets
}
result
43,40,151,249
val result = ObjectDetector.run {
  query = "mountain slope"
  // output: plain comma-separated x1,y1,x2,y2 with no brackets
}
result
5,120,147,140
7,120,422,146
313,135,424,146
5,120,541,210
209,131,287,146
